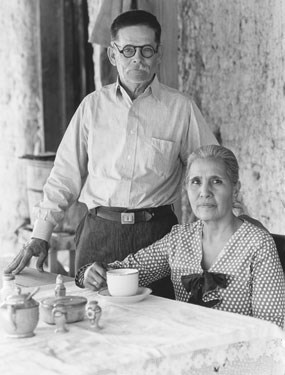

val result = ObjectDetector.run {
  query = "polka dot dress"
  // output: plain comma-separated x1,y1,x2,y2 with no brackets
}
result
76,220,285,328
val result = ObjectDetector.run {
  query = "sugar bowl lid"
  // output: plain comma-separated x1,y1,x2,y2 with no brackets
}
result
5,287,39,309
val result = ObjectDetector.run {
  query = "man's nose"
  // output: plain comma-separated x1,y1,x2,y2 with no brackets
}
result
132,47,143,61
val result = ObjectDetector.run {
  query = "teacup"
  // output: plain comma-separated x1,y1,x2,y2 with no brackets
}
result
107,269,139,297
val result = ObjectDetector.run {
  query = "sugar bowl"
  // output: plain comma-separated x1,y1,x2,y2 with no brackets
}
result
0,287,39,338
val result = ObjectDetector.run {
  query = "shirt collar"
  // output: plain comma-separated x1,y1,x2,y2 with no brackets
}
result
115,75,161,102
148,75,161,101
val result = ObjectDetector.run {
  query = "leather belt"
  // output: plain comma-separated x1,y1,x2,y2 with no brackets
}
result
89,205,173,224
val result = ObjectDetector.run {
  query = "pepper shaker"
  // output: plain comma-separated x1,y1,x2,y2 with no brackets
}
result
55,274,66,297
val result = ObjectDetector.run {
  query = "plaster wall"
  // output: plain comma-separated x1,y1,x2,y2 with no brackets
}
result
0,0,43,256
178,0,285,233
0,0,284,259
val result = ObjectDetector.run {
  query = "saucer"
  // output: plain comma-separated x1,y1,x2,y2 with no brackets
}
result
98,287,152,304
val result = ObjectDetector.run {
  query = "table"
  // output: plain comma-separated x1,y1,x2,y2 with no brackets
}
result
0,281,284,375
14,267,73,288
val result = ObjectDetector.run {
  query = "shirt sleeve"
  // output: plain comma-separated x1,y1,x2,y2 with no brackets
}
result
109,232,172,287
180,100,218,165
251,234,285,328
32,97,90,241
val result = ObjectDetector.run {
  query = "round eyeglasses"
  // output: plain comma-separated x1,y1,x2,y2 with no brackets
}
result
113,42,158,58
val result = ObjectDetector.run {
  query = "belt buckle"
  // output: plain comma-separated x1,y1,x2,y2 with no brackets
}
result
121,212,135,224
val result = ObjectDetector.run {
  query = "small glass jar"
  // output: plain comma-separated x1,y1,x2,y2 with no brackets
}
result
0,274,17,303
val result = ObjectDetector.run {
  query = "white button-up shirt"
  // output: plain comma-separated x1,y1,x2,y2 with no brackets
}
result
32,76,217,241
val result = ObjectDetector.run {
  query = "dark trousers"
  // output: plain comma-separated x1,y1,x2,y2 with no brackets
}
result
74,209,178,299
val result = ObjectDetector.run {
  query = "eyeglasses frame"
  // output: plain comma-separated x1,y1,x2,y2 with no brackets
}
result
112,42,159,59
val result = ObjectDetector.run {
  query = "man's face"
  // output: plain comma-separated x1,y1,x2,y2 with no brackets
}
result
108,25,161,87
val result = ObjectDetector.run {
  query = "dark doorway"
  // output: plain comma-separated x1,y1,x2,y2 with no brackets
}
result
40,0,95,152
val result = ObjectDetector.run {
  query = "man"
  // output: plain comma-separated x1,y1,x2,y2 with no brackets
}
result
5,10,217,298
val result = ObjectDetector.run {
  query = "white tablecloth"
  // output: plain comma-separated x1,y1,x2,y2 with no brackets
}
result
0,282,284,375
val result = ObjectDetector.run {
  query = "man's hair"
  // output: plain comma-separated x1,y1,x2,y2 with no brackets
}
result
185,145,240,186
110,10,161,44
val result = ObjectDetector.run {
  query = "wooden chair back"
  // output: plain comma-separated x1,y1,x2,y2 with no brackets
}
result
271,233,285,272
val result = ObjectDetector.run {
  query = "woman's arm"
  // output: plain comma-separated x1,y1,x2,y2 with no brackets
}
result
109,232,172,287
75,231,173,289
75,234,170,290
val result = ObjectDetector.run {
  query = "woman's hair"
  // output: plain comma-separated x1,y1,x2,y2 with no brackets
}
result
185,145,240,186
110,10,161,44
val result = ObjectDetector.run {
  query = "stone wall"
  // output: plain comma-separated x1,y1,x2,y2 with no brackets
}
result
177,0,285,233
0,0,43,256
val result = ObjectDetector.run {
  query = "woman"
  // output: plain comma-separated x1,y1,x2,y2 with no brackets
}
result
75,145,285,328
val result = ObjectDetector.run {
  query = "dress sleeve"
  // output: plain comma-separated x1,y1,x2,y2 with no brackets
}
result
251,234,285,328
109,232,172,287
75,263,93,288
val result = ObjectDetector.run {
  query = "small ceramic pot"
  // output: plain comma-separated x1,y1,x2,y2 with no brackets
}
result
0,288,39,338
40,296,87,324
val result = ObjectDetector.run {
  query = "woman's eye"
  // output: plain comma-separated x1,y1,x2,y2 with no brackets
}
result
212,179,222,184
190,178,200,185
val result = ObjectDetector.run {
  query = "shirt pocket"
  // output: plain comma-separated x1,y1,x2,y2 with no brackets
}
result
146,137,176,178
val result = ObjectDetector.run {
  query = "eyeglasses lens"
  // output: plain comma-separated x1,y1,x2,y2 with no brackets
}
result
122,45,155,58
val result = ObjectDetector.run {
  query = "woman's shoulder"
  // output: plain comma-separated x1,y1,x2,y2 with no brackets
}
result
241,220,276,248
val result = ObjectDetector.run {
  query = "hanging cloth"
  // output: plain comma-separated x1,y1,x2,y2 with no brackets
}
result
89,0,178,89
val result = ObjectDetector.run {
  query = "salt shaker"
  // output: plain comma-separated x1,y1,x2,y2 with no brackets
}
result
55,274,66,297
0,274,17,303
52,304,68,333
86,300,102,329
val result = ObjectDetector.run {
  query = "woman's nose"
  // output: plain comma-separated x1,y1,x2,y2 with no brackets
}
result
199,183,212,197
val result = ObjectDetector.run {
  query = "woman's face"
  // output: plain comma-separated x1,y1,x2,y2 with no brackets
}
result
187,157,239,224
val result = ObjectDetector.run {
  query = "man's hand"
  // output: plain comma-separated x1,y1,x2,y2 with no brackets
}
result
4,238,49,275
83,262,107,291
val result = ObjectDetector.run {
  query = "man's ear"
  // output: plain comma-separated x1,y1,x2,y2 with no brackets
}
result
156,44,163,65
107,46,117,67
